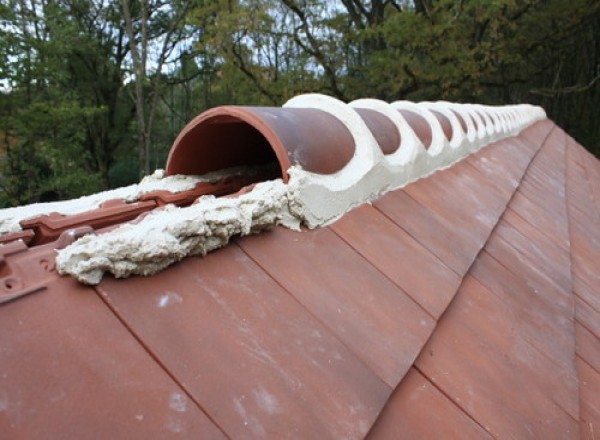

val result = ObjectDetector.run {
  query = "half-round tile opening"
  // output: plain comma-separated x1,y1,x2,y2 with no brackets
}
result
166,106,356,182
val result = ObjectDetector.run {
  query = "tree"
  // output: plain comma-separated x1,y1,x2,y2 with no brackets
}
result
121,0,195,176
0,0,139,204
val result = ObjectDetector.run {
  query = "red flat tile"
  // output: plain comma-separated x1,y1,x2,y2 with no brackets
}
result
0,277,224,439
518,119,554,148
568,198,598,230
238,226,435,387
576,297,600,340
464,137,534,198
509,191,570,248
470,251,575,373
98,245,391,439
573,277,600,315
569,207,600,244
485,233,571,306
503,205,569,253
576,323,600,373
366,368,492,440
576,147,600,217
402,163,505,248
570,228,600,292
331,204,461,319
374,190,473,274
447,275,578,417
494,217,571,292
518,176,566,219
415,276,579,439
577,358,600,440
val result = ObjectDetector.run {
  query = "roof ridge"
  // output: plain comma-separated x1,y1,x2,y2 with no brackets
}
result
52,94,546,284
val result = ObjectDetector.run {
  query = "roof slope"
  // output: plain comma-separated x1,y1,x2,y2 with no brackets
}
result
1,119,599,438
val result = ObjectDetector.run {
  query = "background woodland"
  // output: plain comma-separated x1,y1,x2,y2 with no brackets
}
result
0,0,598,206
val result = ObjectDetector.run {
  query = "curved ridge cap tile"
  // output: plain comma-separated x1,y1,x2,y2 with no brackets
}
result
472,104,497,139
350,98,424,166
497,108,512,134
483,106,504,135
391,101,448,157
421,102,466,149
55,96,546,285
284,93,383,191
463,104,489,143
446,104,479,145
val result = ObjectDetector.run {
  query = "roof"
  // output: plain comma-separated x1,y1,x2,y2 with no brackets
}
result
1,97,599,439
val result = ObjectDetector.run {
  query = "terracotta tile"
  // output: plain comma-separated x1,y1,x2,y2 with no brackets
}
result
402,163,505,248
571,260,600,299
576,297,600,340
567,195,597,227
576,323,600,373
566,149,600,222
577,358,600,440
238,226,434,387
331,204,461,319
464,137,533,198
0,277,224,439
509,191,570,248
503,205,569,253
415,276,579,439
373,190,473,274
518,119,554,148
518,175,566,218
98,245,391,439
493,217,571,292
573,144,600,217
573,277,600,315
518,188,565,220
452,275,578,418
470,251,575,373
570,229,600,291
485,232,571,305
568,203,600,238
366,368,492,440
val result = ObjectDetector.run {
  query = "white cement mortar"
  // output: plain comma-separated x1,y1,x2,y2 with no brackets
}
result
53,95,546,284
56,179,300,284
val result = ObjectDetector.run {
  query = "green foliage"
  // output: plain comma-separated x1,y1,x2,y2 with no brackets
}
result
0,0,598,208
